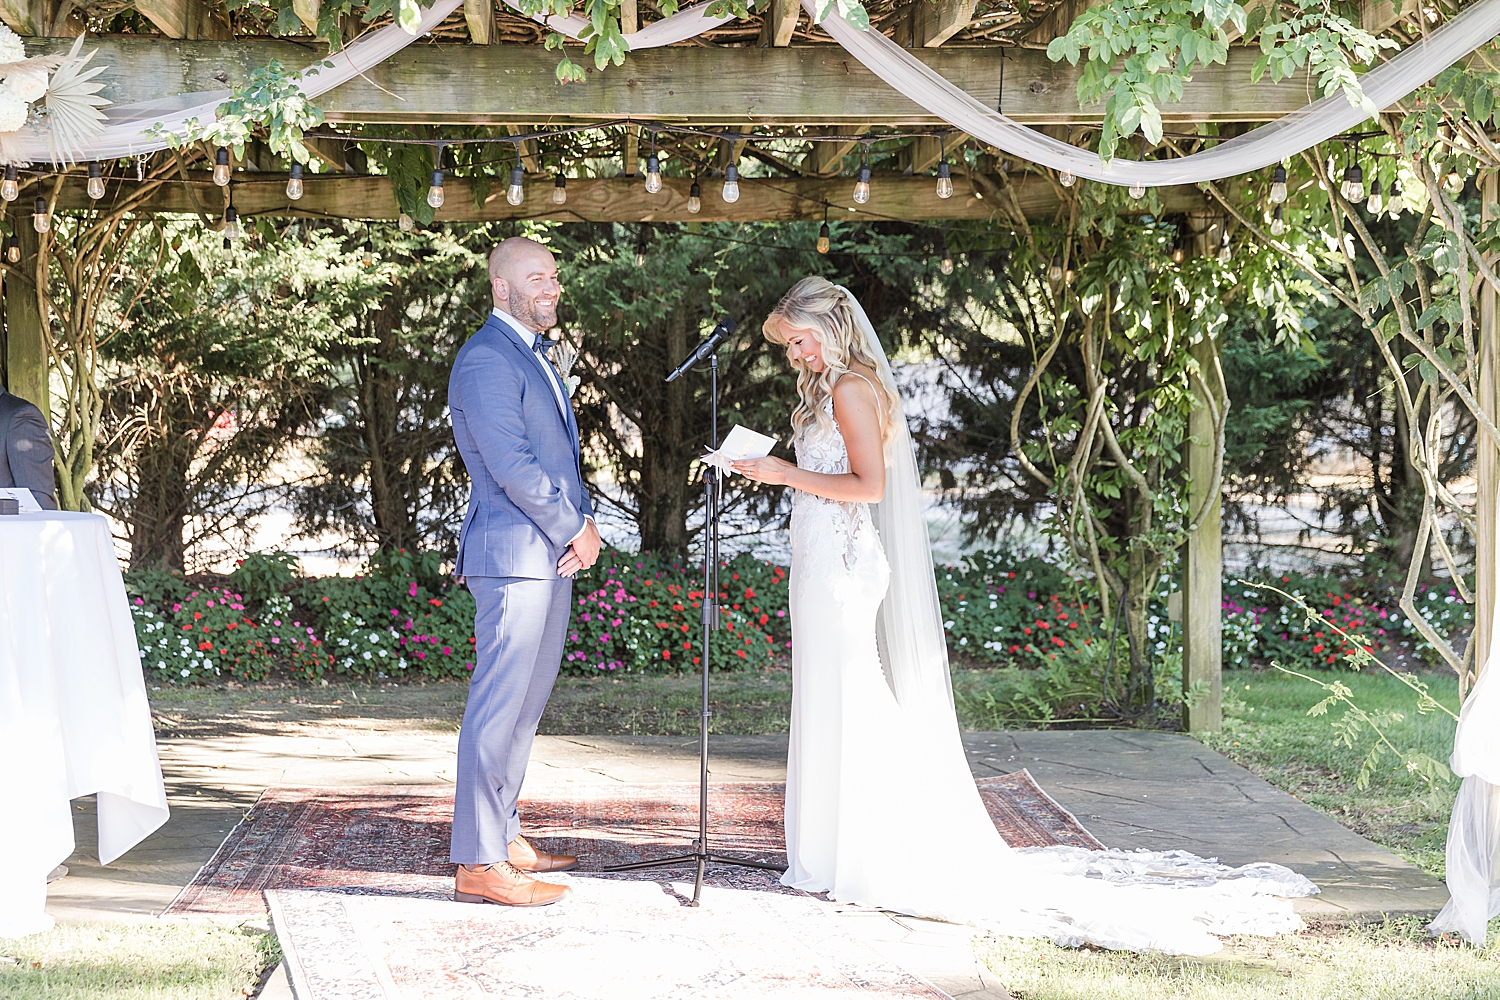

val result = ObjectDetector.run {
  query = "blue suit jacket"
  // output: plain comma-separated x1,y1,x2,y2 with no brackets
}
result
450,313,592,579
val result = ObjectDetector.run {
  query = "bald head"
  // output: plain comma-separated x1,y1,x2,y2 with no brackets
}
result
489,237,561,333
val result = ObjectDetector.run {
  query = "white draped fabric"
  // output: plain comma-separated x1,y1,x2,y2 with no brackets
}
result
0,511,168,938
807,0,1500,187
1429,613,1500,943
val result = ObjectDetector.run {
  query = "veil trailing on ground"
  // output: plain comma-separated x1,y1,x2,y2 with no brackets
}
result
835,286,954,715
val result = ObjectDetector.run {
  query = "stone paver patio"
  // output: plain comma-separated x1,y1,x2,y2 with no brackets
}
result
47,724,1447,1000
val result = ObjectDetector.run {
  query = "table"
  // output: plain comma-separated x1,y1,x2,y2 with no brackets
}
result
0,511,168,937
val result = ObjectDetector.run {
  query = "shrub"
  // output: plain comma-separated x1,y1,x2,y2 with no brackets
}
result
228,551,301,602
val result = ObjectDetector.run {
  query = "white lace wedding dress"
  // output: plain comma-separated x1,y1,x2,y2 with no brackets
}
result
781,371,1318,957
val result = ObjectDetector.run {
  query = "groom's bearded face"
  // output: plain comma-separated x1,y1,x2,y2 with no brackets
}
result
497,252,561,332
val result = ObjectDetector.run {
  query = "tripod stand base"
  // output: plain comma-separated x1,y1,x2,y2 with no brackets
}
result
603,851,787,874
603,849,788,906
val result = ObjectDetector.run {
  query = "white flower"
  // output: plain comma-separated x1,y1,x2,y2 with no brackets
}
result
5,66,46,103
0,26,24,64
363,651,372,660
0,90,27,132
180,668,190,677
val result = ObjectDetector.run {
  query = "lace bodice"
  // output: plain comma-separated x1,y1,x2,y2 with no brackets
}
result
791,390,882,572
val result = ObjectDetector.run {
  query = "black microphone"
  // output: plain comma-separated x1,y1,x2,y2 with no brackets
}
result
665,316,738,382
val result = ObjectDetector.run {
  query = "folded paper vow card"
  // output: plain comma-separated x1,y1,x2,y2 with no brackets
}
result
702,425,777,474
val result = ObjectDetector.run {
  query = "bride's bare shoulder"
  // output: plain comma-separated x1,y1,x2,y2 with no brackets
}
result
833,365,881,400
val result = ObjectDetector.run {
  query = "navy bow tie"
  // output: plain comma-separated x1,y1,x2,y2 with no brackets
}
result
532,337,554,358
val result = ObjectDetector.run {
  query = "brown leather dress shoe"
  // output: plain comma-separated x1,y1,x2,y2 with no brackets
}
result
454,862,570,907
508,834,579,873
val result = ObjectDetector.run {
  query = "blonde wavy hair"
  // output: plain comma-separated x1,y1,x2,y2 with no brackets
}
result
763,276,898,445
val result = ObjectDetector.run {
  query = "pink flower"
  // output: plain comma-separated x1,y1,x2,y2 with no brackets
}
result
442,646,452,655
134,597,144,605
612,619,622,627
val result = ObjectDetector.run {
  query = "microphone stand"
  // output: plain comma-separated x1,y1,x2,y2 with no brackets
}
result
603,345,786,905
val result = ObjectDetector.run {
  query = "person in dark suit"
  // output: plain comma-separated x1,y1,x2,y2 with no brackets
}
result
0,385,57,509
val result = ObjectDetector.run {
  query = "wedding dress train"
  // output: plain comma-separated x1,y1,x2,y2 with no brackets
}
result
780,348,1318,957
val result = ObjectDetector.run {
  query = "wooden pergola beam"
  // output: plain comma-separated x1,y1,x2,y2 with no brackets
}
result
57,172,1210,221
25,39,1316,126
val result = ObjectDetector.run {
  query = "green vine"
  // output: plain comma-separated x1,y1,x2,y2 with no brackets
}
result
148,60,329,165
1238,580,1455,791
1048,0,1394,162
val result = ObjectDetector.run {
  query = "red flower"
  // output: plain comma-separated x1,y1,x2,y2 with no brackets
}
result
662,650,671,660
193,611,202,620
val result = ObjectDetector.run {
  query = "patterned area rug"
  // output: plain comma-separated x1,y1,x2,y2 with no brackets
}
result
165,771,1102,920
268,877,951,1000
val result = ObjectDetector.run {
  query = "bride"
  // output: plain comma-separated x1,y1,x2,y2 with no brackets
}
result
732,276,1316,956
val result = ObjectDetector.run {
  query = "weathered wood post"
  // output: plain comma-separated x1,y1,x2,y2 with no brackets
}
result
1181,210,1225,731
2,223,47,419
1473,174,1498,694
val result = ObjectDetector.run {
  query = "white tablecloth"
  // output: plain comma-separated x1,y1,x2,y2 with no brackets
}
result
0,511,168,937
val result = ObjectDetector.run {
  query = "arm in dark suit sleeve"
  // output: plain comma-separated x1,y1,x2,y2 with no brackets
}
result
454,345,587,548
7,405,57,509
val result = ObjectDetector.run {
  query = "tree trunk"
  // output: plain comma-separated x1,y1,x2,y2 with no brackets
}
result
357,301,420,552
636,305,695,553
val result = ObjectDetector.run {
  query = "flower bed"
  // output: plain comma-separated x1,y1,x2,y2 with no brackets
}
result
936,551,1096,668
1223,574,1470,671
128,586,327,684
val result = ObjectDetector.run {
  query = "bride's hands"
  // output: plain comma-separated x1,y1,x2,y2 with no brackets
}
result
731,455,797,485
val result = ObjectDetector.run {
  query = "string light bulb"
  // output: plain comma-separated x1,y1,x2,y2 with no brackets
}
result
853,164,871,205
721,163,740,204
634,228,647,268
552,174,567,205
1445,168,1464,195
1365,179,1383,215
1387,179,1404,217
285,162,304,201
399,212,415,232
1340,164,1364,203
1059,169,1075,188
222,235,233,261
1269,164,1287,204
222,205,242,241
1270,204,1286,237
213,147,231,187
361,242,376,267
87,162,105,201
1048,257,1063,283
939,236,953,275
1171,234,1186,264
31,196,48,233
936,160,952,200
687,180,701,214
645,153,662,194
1064,265,1075,285
427,168,445,209
3,231,18,265
817,221,830,255
507,162,525,206
1,164,17,202
1218,229,1232,263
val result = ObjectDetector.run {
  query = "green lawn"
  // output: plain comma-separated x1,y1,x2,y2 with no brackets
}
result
980,916,1499,1000
1200,667,1460,879
0,923,278,1000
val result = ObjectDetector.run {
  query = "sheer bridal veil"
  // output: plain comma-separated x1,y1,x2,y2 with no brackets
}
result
836,286,955,716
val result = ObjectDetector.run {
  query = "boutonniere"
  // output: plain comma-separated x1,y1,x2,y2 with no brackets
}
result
550,338,582,398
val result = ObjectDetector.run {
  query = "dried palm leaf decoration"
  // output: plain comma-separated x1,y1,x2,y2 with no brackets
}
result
43,36,110,167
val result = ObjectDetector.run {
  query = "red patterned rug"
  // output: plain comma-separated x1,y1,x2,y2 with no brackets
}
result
165,771,1101,920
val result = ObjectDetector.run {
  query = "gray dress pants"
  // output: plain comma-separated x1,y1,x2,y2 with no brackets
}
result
449,574,572,864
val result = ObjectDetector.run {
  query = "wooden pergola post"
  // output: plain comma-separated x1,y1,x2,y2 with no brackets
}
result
1182,210,1224,732
2,224,46,419
1473,173,1498,694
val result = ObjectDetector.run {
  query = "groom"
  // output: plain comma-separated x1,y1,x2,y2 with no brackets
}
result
448,236,601,906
